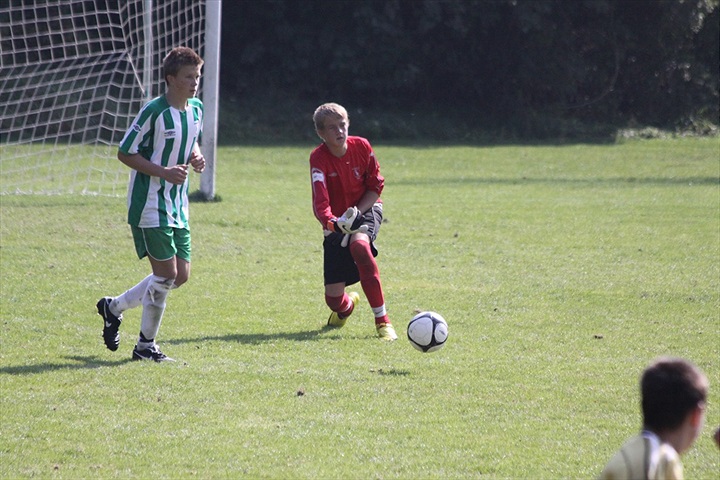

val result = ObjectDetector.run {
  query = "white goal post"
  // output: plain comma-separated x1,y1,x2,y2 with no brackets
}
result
0,0,221,199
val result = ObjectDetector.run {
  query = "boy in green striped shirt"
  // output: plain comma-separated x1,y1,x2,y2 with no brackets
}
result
96,46,205,362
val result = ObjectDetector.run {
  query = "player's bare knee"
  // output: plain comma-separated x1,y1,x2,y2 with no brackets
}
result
349,240,373,265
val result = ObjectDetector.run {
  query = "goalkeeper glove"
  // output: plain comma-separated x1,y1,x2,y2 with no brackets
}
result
327,207,369,235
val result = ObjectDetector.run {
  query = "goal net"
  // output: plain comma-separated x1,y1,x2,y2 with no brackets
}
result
0,0,215,196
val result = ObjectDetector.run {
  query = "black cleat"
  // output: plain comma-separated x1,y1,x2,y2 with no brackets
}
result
132,344,175,362
96,297,122,351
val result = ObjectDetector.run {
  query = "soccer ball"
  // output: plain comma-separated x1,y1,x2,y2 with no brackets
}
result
407,311,448,353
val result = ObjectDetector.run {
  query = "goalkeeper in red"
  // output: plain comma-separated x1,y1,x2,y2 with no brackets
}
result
310,103,397,341
96,47,205,362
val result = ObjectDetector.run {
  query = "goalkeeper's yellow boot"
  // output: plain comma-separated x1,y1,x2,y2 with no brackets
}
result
327,292,360,328
376,322,398,341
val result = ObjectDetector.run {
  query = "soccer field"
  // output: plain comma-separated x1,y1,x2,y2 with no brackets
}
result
1,138,718,478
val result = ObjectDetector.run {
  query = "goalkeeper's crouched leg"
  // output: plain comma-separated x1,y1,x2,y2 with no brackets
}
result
325,293,356,319
350,240,384,307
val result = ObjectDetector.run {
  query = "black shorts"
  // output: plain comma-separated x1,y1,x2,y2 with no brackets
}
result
323,203,383,286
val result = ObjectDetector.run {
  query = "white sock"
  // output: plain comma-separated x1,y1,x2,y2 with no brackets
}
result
111,274,153,316
139,275,173,343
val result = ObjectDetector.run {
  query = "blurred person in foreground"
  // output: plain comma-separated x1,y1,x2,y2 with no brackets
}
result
598,357,708,480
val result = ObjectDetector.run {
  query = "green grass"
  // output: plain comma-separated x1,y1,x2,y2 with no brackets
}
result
1,138,719,478
0,144,125,196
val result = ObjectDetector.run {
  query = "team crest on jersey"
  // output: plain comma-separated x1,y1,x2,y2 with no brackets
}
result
164,130,176,138
352,167,361,179
311,168,325,183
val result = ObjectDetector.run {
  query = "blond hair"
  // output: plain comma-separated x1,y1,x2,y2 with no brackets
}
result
313,103,348,131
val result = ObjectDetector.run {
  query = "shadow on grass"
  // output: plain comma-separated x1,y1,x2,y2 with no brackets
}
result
1,329,369,375
0,355,132,375
165,325,345,346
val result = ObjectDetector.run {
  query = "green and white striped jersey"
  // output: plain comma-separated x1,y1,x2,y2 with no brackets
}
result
119,95,203,228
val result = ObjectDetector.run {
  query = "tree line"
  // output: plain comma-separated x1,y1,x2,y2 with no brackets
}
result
220,0,718,140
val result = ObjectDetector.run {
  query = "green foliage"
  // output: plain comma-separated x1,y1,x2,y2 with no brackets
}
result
1,139,718,478
221,0,718,135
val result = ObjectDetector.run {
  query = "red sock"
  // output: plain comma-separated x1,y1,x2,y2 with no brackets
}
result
349,240,387,325
374,312,389,326
325,293,354,319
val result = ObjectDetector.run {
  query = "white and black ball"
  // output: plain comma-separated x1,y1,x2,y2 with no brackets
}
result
407,311,448,353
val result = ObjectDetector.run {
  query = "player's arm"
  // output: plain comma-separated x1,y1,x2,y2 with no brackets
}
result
117,150,188,185
311,183,364,235
189,143,205,173
310,164,335,227
356,190,380,214
310,169,363,234
359,143,384,213
311,158,368,235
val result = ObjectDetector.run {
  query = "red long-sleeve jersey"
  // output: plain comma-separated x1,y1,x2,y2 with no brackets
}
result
310,136,384,230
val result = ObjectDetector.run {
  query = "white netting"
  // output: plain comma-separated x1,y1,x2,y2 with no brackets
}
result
0,0,207,195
